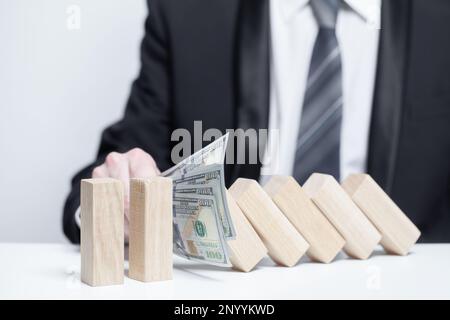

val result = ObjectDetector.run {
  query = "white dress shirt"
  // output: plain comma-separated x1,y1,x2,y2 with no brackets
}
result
260,0,381,184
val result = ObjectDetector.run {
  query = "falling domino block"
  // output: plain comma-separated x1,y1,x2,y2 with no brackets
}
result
303,174,381,260
264,176,345,263
81,178,124,286
342,174,421,256
225,190,267,272
129,177,173,282
229,178,309,267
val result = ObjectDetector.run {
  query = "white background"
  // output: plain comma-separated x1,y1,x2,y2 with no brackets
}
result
0,0,147,242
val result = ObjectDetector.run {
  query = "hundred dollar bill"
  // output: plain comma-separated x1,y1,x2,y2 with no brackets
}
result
162,133,229,178
175,183,216,197
175,182,230,238
172,164,235,239
173,194,231,266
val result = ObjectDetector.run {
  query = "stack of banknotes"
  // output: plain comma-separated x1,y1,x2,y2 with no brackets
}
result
162,134,236,266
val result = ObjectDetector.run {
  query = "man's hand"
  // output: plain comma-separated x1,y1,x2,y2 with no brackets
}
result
91,148,160,241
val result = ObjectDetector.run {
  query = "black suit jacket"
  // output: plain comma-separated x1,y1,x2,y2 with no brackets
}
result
63,0,450,243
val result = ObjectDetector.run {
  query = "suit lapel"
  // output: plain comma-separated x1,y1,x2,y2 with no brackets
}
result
368,0,411,194
231,0,271,182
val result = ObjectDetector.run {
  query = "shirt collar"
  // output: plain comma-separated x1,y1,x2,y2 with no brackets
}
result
280,0,381,27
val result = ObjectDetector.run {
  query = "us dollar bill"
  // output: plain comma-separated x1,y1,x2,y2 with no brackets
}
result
162,133,229,178
173,194,231,266
173,164,235,239
175,181,231,239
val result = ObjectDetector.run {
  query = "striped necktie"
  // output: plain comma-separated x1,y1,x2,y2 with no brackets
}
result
292,0,342,184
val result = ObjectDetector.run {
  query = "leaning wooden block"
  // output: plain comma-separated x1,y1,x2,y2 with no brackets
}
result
303,174,381,260
225,190,267,272
264,176,345,263
342,174,421,256
81,178,124,286
129,177,173,282
229,178,309,267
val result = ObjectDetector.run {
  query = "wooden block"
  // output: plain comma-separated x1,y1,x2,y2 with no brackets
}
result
229,178,309,267
342,174,421,256
225,190,267,272
129,177,173,282
81,178,124,286
302,174,381,260
264,176,345,263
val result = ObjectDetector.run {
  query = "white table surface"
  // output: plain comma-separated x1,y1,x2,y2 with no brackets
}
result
0,243,449,299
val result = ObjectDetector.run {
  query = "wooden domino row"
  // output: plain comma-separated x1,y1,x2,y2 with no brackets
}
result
80,173,421,286
227,173,421,272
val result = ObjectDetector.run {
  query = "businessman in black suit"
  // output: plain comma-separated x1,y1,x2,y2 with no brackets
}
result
63,0,450,243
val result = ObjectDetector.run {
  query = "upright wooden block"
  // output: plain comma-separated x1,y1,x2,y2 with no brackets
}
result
264,176,345,263
226,190,267,272
81,178,124,286
129,177,173,282
302,174,381,260
342,174,421,256
229,178,309,267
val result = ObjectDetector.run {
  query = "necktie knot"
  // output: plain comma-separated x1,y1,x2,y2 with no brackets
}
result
310,0,340,29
